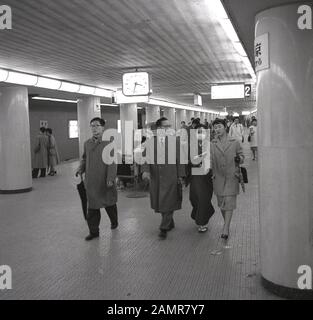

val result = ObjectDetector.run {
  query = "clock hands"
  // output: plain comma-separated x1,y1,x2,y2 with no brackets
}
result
133,82,144,93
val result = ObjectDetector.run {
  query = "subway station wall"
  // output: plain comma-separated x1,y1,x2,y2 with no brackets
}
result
101,106,120,129
29,100,79,163
29,101,120,165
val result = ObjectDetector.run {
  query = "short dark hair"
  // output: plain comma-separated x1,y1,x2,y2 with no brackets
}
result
192,118,200,126
46,128,52,134
90,118,106,127
156,117,168,128
212,118,227,128
233,117,240,121
40,127,46,133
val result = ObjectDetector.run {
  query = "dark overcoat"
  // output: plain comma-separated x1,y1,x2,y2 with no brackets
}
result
79,138,117,209
143,135,186,213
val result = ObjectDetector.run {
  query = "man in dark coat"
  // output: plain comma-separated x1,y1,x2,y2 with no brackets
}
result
76,118,118,241
142,117,186,239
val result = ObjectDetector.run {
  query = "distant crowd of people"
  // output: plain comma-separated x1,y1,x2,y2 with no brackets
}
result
32,127,60,178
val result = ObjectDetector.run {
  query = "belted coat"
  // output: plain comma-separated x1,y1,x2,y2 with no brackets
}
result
33,133,49,169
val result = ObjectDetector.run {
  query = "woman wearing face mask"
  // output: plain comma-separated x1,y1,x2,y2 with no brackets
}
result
211,119,244,240
188,124,215,233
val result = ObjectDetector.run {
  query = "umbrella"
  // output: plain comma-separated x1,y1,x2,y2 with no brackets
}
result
76,176,87,220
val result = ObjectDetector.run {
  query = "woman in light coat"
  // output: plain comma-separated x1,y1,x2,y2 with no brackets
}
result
211,119,244,240
46,128,60,176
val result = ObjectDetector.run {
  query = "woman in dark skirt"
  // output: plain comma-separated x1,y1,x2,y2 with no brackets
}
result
188,125,215,233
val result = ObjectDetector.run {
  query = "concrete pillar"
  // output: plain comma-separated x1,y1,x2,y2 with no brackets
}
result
0,86,32,193
163,108,176,129
186,110,194,123
176,109,187,129
120,103,138,156
256,3,313,298
194,111,201,119
77,96,101,157
146,105,160,124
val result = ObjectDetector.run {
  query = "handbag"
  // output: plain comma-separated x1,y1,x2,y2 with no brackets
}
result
248,135,251,143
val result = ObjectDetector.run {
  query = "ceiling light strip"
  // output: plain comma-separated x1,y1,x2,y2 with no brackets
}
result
148,98,216,114
208,0,256,81
0,68,113,98
32,97,78,103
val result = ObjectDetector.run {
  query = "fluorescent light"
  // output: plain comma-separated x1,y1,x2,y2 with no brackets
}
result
36,77,61,90
233,42,247,57
116,89,149,104
206,0,228,19
220,19,239,42
233,112,240,117
211,84,245,99
32,97,77,104
6,72,38,86
79,85,96,95
100,103,119,107
94,87,113,98
242,111,251,116
220,112,228,117
59,82,80,92
0,69,9,81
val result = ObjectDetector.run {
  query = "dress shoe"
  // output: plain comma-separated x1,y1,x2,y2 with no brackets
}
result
85,234,99,241
198,226,208,233
158,230,167,239
111,223,118,230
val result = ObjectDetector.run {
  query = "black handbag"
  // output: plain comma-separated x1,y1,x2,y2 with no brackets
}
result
240,167,248,184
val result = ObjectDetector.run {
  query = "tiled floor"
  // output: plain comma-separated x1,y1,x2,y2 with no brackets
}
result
0,142,281,300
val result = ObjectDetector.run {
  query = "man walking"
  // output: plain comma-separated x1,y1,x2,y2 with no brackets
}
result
76,118,118,241
229,117,244,144
142,117,186,240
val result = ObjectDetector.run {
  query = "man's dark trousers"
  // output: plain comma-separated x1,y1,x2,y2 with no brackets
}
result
87,205,118,235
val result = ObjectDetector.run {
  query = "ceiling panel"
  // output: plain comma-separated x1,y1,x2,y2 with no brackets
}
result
0,0,256,110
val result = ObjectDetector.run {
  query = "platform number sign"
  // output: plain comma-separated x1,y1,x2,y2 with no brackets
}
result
245,84,251,98
255,33,269,72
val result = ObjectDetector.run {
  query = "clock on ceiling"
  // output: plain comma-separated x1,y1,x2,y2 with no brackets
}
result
122,71,151,97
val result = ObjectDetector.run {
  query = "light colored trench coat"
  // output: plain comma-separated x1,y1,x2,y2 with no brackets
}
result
211,137,244,196
79,138,117,209
33,133,49,169
142,135,186,213
48,135,60,167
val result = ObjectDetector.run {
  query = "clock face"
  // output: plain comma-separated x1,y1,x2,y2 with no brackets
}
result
122,72,150,96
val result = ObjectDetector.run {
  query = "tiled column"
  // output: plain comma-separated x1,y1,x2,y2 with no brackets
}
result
77,96,101,157
163,107,176,129
146,105,160,124
256,3,313,298
0,86,32,193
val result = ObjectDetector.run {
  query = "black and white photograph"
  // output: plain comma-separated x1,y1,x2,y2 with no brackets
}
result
0,0,312,305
